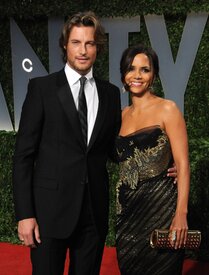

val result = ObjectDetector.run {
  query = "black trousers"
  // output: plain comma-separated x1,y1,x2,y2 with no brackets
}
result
31,186,105,275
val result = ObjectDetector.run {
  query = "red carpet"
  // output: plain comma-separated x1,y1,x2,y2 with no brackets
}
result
0,242,209,275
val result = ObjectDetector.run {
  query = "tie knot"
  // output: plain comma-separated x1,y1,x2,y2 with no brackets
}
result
79,76,87,87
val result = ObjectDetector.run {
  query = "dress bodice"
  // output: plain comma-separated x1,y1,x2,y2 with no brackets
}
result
115,126,172,188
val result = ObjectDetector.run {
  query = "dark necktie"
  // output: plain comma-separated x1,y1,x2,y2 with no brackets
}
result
78,76,87,145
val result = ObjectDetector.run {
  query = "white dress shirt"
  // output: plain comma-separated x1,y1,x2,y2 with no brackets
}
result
64,64,99,144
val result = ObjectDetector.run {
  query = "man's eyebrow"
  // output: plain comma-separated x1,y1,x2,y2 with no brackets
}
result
86,40,96,43
69,39,96,43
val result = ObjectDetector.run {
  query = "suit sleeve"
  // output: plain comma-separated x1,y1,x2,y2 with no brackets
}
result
13,79,44,221
108,86,121,162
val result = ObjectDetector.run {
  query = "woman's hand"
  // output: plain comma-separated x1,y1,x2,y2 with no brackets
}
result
167,163,177,184
169,212,188,249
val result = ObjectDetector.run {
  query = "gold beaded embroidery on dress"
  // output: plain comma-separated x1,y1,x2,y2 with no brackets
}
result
116,126,171,214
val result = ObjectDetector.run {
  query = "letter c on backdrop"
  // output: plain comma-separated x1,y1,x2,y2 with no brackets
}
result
22,58,33,73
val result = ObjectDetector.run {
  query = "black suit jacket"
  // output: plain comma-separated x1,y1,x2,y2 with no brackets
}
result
13,69,121,239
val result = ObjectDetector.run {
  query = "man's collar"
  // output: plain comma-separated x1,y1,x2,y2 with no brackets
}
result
64,63,94,85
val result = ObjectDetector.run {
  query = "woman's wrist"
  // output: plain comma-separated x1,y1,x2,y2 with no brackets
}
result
175,209,188,215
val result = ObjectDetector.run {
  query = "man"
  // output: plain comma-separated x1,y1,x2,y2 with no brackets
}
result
13,11,121,275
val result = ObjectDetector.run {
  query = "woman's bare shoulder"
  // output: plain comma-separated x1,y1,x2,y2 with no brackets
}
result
158,98,179,113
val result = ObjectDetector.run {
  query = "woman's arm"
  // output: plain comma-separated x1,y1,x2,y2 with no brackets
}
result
163,100,190,249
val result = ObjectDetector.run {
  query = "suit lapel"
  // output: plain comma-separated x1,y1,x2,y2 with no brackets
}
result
56,69,85,149
88,78,108,151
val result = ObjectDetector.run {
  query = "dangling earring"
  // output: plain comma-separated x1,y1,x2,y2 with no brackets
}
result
148,78,155,93
122,82,130,93
121,86,126,93
148,85,154,92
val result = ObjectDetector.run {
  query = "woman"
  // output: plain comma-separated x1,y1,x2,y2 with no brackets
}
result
115,44,190,275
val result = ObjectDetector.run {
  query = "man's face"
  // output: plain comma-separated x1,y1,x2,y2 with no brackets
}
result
65,26,97,75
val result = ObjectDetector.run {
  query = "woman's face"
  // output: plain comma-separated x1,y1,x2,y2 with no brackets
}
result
124,53,154,95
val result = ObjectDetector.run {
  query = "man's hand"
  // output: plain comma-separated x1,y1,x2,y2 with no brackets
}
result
167,163,177,184
18,218,41,248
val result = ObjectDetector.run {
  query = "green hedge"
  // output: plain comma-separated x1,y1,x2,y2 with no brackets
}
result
0,0,209,261
0,132,16,243
187,138,209,260
1,0,209,16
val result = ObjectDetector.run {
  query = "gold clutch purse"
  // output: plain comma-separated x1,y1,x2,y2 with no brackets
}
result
150,229,201,249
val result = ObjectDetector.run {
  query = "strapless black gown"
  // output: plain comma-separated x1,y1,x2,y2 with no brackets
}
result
115,126,184,275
